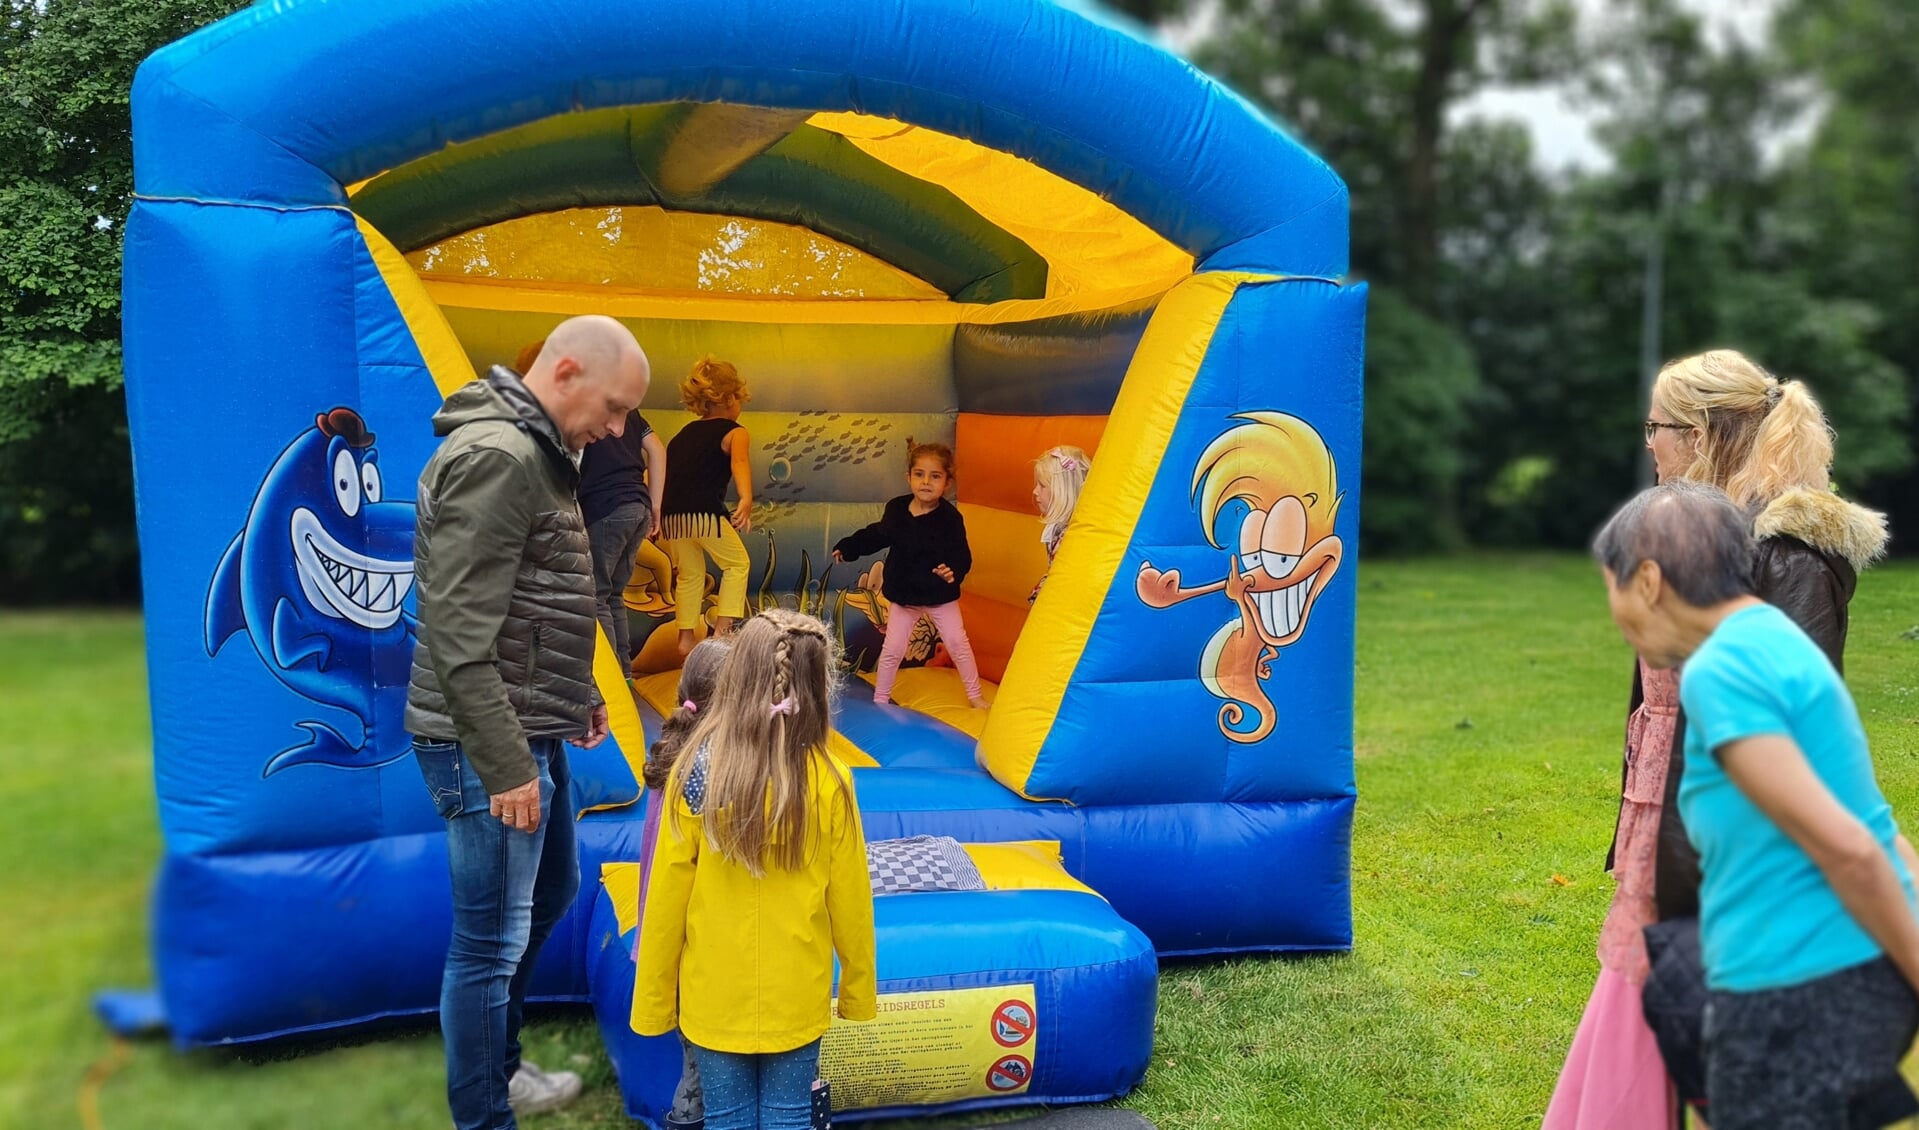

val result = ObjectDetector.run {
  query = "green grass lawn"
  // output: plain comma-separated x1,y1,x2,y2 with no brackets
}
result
4,555,1916,1129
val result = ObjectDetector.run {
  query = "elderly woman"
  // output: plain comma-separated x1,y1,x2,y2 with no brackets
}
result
1587,482,1918,1130
1549,351,1888,1129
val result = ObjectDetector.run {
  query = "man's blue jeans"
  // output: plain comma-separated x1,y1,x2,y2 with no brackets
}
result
415,737,579,1130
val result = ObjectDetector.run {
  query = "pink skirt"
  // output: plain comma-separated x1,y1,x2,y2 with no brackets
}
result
1544,966,1679,1130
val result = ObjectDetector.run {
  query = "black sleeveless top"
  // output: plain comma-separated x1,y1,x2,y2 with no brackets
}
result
659,417,741,539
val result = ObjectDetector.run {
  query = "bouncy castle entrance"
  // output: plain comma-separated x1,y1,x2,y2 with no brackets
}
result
347,105,1190,732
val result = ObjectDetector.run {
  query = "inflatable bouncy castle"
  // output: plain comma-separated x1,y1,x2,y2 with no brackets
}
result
121,0,1363,1120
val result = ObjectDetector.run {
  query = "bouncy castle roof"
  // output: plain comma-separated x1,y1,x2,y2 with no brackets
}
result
131,0,1349,297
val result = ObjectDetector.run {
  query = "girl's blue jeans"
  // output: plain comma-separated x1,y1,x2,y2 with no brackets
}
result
690,1039,823,1130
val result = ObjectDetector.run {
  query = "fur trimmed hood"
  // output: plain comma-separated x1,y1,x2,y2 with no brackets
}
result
1754,488,1889,572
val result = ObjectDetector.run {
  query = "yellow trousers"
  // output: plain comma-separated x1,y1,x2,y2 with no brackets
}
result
665,525,750,629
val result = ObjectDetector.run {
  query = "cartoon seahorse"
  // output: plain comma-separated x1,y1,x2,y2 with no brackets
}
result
1136,412,1344,743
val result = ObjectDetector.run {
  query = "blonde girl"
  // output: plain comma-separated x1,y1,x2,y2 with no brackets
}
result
659,358,754,656
1030,445,1090,604
632,610,876,1130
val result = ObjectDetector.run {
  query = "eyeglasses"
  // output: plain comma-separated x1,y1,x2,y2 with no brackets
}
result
1643,420,1691,443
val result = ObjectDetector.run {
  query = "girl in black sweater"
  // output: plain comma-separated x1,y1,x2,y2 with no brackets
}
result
833,442,985,708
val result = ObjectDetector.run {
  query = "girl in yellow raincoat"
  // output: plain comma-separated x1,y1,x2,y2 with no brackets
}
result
633,609,877,1129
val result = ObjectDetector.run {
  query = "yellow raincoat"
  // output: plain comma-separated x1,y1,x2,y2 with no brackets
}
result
631,751,878,1052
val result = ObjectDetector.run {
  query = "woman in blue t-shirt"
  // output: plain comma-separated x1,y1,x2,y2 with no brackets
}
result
1592,482,1919,1130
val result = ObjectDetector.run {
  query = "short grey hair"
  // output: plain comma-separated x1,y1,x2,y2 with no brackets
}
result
1591,481,1754,606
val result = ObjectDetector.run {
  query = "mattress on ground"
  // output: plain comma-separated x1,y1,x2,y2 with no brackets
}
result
589,858,1157,1125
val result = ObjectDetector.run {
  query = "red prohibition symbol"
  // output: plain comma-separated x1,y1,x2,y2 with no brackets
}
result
986,1054,1033,1092
991,999,1036,1048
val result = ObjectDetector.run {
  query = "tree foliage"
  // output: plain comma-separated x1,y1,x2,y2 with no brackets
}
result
1202,0,1916,553
0,0,244,600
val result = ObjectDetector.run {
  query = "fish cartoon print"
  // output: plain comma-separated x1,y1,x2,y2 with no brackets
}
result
1136,411,1344,744
205,407,418,775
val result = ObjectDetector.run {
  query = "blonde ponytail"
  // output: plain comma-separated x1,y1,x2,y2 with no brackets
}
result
1724,379,1834,508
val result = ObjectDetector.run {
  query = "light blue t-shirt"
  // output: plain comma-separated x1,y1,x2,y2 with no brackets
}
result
1678,603,1913,992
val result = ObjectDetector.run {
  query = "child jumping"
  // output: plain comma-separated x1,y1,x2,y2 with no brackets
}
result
659,358,754,656
1030,444,1090,604
833,441,985,708
632,610,876,1130
636,638,732,1130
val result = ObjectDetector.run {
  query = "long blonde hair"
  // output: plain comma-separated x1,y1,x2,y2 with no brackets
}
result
666,609,846,875
680,356,751,416
1035,445,1091,544
1653,349,1833,507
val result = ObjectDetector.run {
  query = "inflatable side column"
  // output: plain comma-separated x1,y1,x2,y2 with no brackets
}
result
979,273,1366,950
124,196,442,1042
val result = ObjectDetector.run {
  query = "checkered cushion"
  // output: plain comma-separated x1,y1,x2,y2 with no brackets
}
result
866,835,986,895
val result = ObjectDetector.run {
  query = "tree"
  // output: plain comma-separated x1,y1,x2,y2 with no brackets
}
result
1196,0,1568,547
1360,288,1481,552
1771,0,1919,544
0,0,246,600
1199,0,1577,307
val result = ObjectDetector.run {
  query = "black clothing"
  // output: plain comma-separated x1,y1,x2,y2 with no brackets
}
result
577,412,654,526
1703,957,1917,1130
833,496,972,608
659,418,742,540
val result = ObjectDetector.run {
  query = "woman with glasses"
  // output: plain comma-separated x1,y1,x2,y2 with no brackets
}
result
1547,350,1887,1129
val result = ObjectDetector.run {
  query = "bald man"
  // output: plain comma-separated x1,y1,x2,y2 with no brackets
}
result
406,315,650,1128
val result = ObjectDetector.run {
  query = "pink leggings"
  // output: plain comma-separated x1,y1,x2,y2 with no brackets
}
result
876,601,982,703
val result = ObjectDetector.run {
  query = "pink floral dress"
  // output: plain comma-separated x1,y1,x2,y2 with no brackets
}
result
1600,662,1679,982
1544,660,1681,1129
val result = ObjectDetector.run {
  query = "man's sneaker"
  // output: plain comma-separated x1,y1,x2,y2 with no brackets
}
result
509,1061,583,1115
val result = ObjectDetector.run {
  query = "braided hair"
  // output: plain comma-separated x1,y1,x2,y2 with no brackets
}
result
665,609,847,874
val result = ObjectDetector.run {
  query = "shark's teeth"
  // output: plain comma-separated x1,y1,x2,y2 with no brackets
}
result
329,560,411,613
290,507,413,630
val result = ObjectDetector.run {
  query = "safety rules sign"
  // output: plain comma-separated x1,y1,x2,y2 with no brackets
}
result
823,985,1039,1110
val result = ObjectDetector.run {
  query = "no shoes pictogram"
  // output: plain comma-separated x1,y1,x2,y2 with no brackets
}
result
991,999,1035,1048
986,1054,1032,1092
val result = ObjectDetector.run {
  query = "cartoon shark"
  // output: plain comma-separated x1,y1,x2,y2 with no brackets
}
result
205,407,418,775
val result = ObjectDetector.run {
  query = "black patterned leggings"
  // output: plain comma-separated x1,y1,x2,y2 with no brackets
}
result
1705,957,1919,1130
